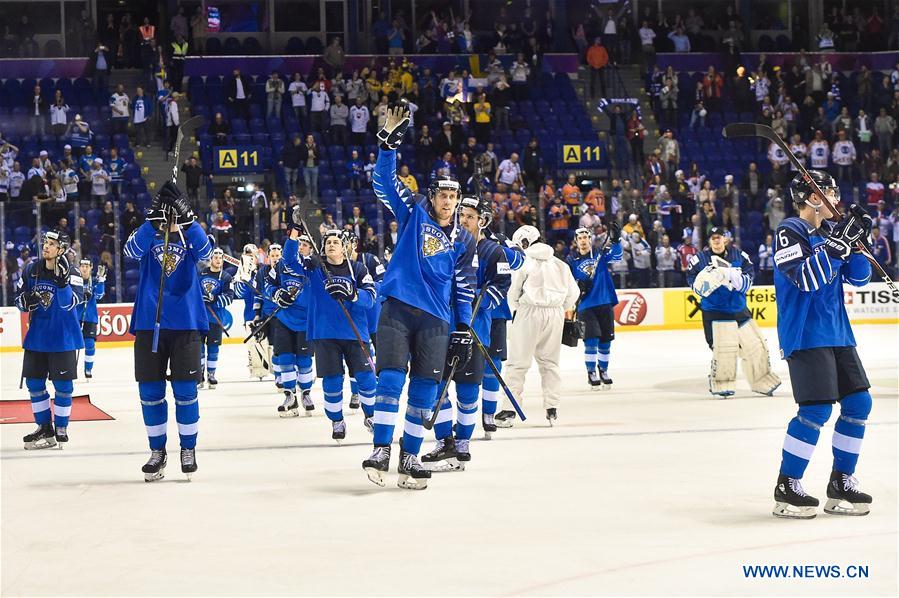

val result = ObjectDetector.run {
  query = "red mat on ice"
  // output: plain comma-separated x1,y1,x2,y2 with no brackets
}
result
0,396,114,424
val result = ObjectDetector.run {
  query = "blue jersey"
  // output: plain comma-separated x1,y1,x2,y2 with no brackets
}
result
199,267,234,323
452,237,511,342
124,221,213,333
76,277,105,324
16,260,85,352
357,251,385,336
107,157,125,182
489,231,525,320
234,275,258,323
284,238,376,341
685,246,754,313
773,217,871,358
255,264,278,318
567,242,623,311
372,148,477,325
261,252,309,331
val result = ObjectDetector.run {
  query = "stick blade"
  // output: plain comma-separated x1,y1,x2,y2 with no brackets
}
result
722,123,767,139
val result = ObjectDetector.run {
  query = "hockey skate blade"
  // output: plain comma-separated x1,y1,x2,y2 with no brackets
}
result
24,438,57,450
483,430,493,440
278,409,300,418
397,474,428,490
364,466,387,487
824,498,870,516
424,458,463,472
144,469,165,483
772,501,817,519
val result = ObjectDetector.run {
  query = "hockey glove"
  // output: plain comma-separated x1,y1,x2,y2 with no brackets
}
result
577,279,592,295
824,212,867,261
446,325,474,369
155,181,195,226
325,278,357,302
96,264,107,282
83,287,93,303
51,256,71,288
723,268,745,291
290,205,306,227
847,204,874,251
274,287,297,308
16,290,41,312
377,101,411,150
303,253,323,270
608,220,621,240
203,290,216,303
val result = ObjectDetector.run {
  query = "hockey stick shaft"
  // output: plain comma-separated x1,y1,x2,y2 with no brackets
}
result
469,326,526,421
205,303,231,337
151,212,171,353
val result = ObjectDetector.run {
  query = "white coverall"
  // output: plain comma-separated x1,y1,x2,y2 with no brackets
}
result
504,242,580,409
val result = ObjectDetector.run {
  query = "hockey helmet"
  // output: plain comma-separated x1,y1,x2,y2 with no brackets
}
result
428,175,460,200
43,228,71,252
512,225,540,249
458,194,493,229
242,243,258,255
790,170,838,207
574,227,595,240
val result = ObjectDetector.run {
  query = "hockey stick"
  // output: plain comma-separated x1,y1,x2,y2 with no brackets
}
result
469,325,526,421
423,284,489,431
290,206,377,375
722,123,898,297
205,303,231,337
242,286,299,343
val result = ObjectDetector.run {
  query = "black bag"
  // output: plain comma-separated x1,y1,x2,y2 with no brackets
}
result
561,318,585,347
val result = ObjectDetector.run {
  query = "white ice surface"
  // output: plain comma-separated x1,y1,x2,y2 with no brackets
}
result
1,325,896,597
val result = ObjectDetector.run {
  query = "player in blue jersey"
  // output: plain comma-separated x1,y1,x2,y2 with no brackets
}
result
686,226,781,398
262,236,316,417
253,244,283,387
479,227,524,437
422,195,511,470
198,248,234,389
233,244,269,379
566,224,622,391
123,182,212,481
76,259,106,379
15,229,84,449
363,102,477,490
770,171,875,519
283,225,378,443
346,231,385,415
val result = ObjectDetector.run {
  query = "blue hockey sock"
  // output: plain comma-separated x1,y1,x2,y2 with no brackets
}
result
278,353,297,391
273,360,282,383
139,381,168,450
322,374,345,422
206,344,219,375
584,337,599,372
832,391,872,475
403,376,438,455
172,379,199,449
25,378,51,425
355,370,377,418
433,394,454,440
481,357,502,415
84,337,96,372
780,403,832,478
349,377,359,395
454,382,479,441
597,341,611,372
372,368,404,446
51,379,74,429
297,354,314,392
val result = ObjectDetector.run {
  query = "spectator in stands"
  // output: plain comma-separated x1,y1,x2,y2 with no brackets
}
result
657,130,680,181
169,33,188,92
630,231,651,287
265,71,285,120
329,95,349,145
638,21,656,68
47,91,70,138
496,153,524,190
323,36,346,75
701,66,724,114
547,196,572,244
817,22,836,50
677,234,697,283
164,92,181,159
832,129,857,183
308,82,330,132
388,19,405,55
122,200,143,239
90,159,111,207
585,38,609,99
301,134,320,201
668,26,690,52
364,152,378,184
109,83,130,135
490,75,511,131
107,148,124,200
870,227,892,273
689,100,707,130
645,148,666,182
170,5,188,41
717,174,739,231
521,138,543,191
347,205,367,242
90,42,112,97
756,234,774,285
278,136,302,196
433,121,459,157
578,205,601,230
98,199,116,253
764,189,786,232
397,164,418,193
190,6,207,55
866,172,885,207
288,73,309,127
208,112,231,145
180,156,203,205
627,110,646,167
28,85,47,137
226,68,251,122
346,150,364,191
131,86,152,147
348,97,370,147
471,93,492,145
655,235,677,287
875,107,896,156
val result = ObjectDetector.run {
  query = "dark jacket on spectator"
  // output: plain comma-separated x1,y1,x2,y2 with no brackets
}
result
281,142,302,169
299,143,320,167
225,74,252,101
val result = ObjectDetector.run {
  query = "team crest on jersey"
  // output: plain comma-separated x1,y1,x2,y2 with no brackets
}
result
202,279,218,295
153,244,186,277
421,224,451,258
579,260,597,278
33,282,55,308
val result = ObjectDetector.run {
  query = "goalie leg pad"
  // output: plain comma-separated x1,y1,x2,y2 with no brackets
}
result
709,320,739,396
248,338,272,378
738,319,782,395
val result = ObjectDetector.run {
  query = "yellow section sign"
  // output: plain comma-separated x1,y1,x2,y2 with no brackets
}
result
218,149,238,169
562,144,582,163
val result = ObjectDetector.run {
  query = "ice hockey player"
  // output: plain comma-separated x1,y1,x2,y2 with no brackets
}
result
262,235,315,416
480,226,524,438
283,222,377,443
686,226,781,397
234,244,270,379
253,243,283,387
198,248,234,389
76,259,106,379
364,102,477,490
422,195,510,470
501,225,580,425
771,171,875,519
566,224,622,390
124,182,211,481
346,230,385,416
15,228,84,449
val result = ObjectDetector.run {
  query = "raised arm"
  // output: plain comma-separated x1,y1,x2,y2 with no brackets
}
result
773,224,841,293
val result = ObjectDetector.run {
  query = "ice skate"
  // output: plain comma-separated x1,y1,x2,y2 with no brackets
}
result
495,410,517,428
23,424,57,450
331,419,346,444
482,413,497,439
85,369,92,380
397,439,430,489
824,471,872,516
421,437,461,472
142,449,167,482
587,370,602,391
598,369,613,390
198,373,206,390
300,389,315,416
454,438,472,469
55,426,68,446
773,474,819,519
362,444,391,487
207,372,218,390
277,390,299,417
180,448,197,481
349,393,361,411
546,407,557,425
363,416,373,434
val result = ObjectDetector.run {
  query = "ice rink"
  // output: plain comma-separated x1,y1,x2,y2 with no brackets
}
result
1,324,897,596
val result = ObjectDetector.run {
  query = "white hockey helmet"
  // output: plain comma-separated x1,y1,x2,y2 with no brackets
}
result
512,225,540,249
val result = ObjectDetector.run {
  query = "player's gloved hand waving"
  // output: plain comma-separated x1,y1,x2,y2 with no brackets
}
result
96,264,107,282
274,287,297,308
51,255,70,288
154,181,195,226
847,204,874,252
446,324,474,368
325,278,357,302
824,211,868,261
608,220,622,241
377,100,411,150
